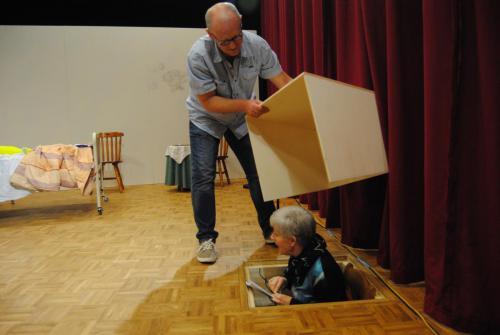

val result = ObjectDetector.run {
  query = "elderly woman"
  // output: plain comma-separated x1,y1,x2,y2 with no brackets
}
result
268,206,347,305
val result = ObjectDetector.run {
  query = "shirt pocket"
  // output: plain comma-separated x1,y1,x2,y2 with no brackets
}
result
241,68,259,80
215,80,231,97
240,69,259,93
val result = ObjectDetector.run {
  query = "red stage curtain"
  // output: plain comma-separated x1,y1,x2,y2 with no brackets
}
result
261,0,499,331
422,0,500,332
378,0,425,282
261,0,325,78
261,0,329,215
332,0,387,250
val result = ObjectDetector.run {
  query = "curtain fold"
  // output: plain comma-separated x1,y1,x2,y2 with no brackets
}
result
334,0,386,250
381,0,425,282
262,0,328,215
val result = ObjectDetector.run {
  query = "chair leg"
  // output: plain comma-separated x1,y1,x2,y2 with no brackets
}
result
221,159,230,185
113,163,125,192
216,160,223,186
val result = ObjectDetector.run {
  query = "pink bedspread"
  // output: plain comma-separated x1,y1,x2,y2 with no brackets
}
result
10,144,95,195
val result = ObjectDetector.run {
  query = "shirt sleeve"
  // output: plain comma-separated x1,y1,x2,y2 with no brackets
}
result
187,50,216,96
257,38,283,80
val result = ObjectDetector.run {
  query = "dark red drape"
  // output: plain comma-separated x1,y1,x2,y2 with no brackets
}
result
261,0,330,215
422,0,500,332
260,0,499,332
379,0,425,282
261,0,326,79
333,0,387,250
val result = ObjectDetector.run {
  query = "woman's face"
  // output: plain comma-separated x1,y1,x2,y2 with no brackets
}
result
271,226,295,255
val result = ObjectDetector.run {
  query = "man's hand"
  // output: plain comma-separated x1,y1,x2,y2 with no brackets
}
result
244,100,269,118
197,91,269,117
271,292,293,305
268,276,287,293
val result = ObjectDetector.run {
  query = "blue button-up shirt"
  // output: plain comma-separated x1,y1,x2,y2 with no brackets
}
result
186,31,283,139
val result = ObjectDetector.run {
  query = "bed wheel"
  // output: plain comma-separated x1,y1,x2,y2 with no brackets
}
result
97,207,104,215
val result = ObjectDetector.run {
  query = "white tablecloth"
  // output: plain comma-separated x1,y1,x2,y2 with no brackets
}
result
165,145,191,164
0,154,31,202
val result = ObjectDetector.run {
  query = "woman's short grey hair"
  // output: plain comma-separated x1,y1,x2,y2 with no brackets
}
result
205,2,242,29
270,206,316,246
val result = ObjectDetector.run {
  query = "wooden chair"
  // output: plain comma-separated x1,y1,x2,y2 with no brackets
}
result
216,137,230,186
96,132,125,192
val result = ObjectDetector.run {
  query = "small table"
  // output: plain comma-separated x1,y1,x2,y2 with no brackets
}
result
165,145,191,191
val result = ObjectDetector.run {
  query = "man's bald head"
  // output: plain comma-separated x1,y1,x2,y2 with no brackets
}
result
205,2,242,30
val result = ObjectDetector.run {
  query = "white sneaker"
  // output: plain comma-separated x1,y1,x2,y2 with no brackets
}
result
197,239,217,263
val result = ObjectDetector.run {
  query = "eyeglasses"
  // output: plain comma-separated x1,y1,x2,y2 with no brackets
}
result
214,32,243,47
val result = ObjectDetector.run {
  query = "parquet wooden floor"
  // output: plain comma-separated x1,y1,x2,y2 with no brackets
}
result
0,181,461,334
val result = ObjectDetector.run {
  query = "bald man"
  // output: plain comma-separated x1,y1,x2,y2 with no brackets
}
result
186,2,292,263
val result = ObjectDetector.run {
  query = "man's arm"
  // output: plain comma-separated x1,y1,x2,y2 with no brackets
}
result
268,71,293,90
197,91,267,118
197,71,293,118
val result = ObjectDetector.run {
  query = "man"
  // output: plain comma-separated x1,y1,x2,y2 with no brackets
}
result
186,2,292,263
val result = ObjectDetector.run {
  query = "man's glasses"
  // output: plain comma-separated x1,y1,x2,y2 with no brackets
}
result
215,32,243,47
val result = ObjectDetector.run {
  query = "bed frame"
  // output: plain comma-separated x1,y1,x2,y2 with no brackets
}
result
93,132,107,215
1,134,107,215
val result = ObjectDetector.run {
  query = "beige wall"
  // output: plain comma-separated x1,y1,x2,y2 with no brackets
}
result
0,26,245,186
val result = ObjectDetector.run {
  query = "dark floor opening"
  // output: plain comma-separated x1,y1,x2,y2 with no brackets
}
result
244,255,386,308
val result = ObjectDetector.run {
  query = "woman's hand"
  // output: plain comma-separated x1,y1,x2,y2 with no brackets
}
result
271,292,292,305
267,276,287,293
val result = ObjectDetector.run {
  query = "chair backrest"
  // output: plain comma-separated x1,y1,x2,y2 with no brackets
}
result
218,137,229,158
97,132,124,163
